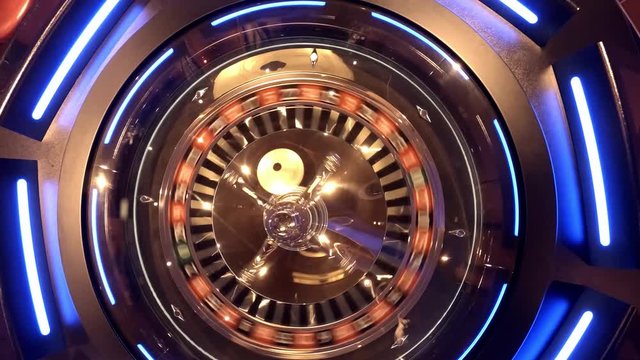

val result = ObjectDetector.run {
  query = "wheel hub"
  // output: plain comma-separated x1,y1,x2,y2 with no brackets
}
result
263,190,328,251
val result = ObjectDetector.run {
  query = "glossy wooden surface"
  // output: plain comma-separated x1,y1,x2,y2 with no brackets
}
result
0,0,31,41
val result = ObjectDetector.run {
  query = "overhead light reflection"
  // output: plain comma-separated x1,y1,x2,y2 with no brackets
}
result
318,234,331,246
376,274,393,280
321,181,338,194
95,173,109,191
310,49,319,66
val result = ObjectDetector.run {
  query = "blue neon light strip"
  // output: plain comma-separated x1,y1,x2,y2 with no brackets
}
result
210,1,326,26
570,77,610,247
555,311,593,360
137,344,154,360
103,48,174,144
458,284,508,359
91,188,116,305
494,119,521,237
498,0,539,24
514,293,571,360
16,179,51,336
32,0,120,120
371,12,470,80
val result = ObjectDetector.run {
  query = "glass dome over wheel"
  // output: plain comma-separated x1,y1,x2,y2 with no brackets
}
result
84,2,522,359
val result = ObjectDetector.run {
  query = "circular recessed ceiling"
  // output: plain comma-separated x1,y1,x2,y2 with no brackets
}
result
1,1,639,360
84,2,521,358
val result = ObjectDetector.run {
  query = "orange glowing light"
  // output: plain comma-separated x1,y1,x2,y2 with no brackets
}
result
293,332,317,349
251,324,276,344
188,276,211,300
221,102,244,124
217,306,240,329
176,163,194,184
399,146,421,170
397,270,418,293
193,128,214,151
339,92,362,113
332,323,357,343
170,202,186,224
368,301,393,324
299,85,321,100
414,186,432,212
413,229,432,254
257,87,281,106
373,113,397,137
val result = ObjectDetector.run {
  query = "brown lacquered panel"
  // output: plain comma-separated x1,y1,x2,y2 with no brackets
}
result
620,0,640,27
0,0,31,41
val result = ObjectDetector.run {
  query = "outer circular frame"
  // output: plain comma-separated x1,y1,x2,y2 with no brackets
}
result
57,0,555,359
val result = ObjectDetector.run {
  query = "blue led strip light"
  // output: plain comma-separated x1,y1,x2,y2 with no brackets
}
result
371,12,470,80
570,77,610,247
494,119,521,237
458,284,508,359
91,188,116,305
513,292,571,360
103,48,174,144
32,0,121,120
137,344,155,360
498,0,539,24
555,311,593,360
210,1,326,26
16,179,51,336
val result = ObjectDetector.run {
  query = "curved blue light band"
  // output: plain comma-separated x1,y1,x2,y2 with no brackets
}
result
569,77,610,247
32,0,121,120
371,11,470,80
137,344,155,360
514,293,571,360
210,1,326,27
17,179,51,336
555,311,593,360
458,284,508,359
494,119,521,237
91,188,116,305
498,0,539,24
103,48,174,144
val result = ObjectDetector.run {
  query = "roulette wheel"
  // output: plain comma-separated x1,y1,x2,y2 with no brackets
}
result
0,0,639,359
